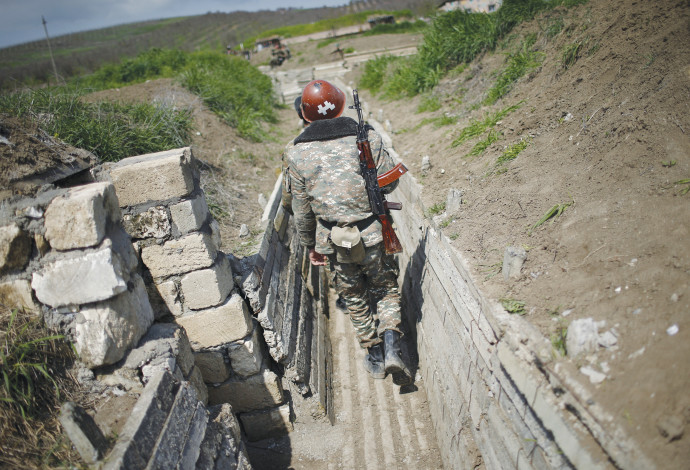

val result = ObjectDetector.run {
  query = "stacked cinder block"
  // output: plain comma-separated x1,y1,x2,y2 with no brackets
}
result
241,176,332,425
95,370,251,469
98,147,289,440
0,182,153,369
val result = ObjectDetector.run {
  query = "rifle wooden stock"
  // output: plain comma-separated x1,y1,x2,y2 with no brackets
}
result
379,214,403,254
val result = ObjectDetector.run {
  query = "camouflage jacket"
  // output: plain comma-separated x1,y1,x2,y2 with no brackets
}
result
283,116,398,254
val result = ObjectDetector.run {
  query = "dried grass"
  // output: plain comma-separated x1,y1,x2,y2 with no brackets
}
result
0,307,86,469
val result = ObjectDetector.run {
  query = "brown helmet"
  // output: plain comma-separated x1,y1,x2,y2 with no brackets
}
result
300,79,345,122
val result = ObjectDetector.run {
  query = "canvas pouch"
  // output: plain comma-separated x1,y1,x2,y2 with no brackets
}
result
330,225,365,263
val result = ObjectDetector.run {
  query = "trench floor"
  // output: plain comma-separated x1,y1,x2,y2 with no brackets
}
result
246,290,443,469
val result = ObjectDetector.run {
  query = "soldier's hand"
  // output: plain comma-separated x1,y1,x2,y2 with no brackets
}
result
309,249,326,266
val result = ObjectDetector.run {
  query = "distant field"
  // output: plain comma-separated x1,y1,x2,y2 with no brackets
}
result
0,0,432,89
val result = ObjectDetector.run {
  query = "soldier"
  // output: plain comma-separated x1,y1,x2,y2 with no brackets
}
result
283,79,411,384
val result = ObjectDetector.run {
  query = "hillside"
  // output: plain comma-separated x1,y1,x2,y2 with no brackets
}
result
354,0,689,466
0,0,430,89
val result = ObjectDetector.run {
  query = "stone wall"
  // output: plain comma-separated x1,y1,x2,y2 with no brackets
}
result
95,147,292,440
240,177,333,424
358,105,654,469
0,145,301,467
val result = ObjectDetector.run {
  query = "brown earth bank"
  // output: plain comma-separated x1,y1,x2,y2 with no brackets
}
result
349,0,689,467
1,0,689,467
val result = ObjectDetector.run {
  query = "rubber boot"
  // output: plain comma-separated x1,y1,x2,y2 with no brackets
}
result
363,343,385,379
383,330,413,385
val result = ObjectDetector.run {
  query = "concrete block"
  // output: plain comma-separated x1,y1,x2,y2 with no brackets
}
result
194,350,231,384
147,382,200,469
0,223,31,274
227,328,264,378
103,371,177,470
170,196,209,235
44,182,120,250
122,206,170,239
0,278,38,311
209,219,222,249
59,401,109,464
176,292,253,350
239,403,292,441
124,323,195,377
187,365,209,406
207,369,284,412
140,232,217,278
177,401,209,470
180,255,234,310
149,280,182,318
108,147,196,207
75,275,154,368
32,246,128,308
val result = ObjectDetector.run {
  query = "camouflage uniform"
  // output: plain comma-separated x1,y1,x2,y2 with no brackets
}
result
284,116,401,348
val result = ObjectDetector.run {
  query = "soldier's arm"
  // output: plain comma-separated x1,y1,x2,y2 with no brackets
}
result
288,166,317,248
369,129,399,195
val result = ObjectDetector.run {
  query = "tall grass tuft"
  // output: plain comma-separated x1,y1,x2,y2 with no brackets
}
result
360,0,588,97
179,51,277,141
484,35,543,105
0,308,84,467
0,88,194,162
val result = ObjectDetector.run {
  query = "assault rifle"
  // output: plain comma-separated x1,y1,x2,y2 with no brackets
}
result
350,89,407,255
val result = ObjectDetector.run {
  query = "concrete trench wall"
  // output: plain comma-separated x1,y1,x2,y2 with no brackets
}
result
360,109,654,469
0,146,328,467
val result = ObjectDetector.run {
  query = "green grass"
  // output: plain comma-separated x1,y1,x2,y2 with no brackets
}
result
0,308,84,467
68,48,279,141
361,20,428,36
0,310,64,419
484,36,543,105
240,9,412,46
0,88,194,162
417,94,442,113
500,298,527,315
178,51,277,141
468,128,500,157
561,40,583,69
451,102,523,148
495,137,531,168
427,201,446,216
551,324,568,357
528,199,574,234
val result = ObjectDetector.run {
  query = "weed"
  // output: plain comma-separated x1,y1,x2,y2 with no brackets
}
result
675,178,690,195
450,233,460,240
542,15,565,39
551,325,568,357
417,94,441,113
496,137,531,168
440,219,451,228
561,40,582,69
500,298,527,315
468,129,500,157
528,199,574,234
451,102,523,148
587,41,601,56
643,53,656,68
662,160,677,168
480,261,502,279
484,38,544,105
428,201,446,216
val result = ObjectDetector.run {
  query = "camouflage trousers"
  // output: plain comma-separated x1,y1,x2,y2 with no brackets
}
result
329,242,401,348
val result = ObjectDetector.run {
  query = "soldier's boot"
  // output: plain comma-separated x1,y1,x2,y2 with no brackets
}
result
383,330,413,385
363,343,385,379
